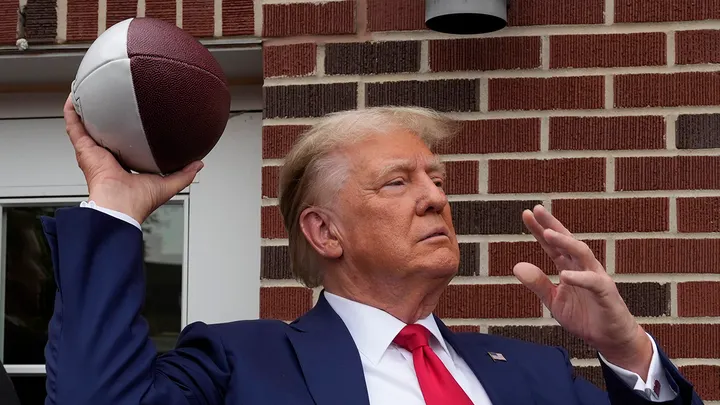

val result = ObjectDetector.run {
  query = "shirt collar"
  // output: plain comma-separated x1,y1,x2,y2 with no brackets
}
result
324,291,450,365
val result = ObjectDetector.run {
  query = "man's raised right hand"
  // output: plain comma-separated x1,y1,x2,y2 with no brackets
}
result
64,94,203,224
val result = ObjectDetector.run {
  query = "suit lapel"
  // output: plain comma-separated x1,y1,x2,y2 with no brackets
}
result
286,293,370,405
437,318,536,405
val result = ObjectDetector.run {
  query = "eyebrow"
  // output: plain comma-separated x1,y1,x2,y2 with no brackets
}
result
376,156,446,180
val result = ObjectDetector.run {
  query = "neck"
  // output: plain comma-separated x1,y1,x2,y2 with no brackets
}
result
323,269,450,324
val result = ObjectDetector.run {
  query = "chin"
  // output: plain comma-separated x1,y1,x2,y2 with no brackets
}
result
417,249,460,279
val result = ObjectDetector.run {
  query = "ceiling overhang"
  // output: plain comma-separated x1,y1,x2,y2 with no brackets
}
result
0,38,263,92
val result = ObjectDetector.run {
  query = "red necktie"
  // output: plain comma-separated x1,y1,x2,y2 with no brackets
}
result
393,324,474,405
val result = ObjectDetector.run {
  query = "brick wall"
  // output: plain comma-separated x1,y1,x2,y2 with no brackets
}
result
0,0,717,401
0,0,256,44
260,0,720,400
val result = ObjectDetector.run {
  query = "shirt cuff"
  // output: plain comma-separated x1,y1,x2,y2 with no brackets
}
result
80,201,142,231
599,332,677,401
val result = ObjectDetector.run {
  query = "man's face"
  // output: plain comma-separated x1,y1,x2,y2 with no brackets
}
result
332,130,460,283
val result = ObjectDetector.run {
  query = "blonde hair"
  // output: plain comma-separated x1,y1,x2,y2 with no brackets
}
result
278,106,458,287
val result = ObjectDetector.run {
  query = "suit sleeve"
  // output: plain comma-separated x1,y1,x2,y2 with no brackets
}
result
42,207,231,405
561,345,704,405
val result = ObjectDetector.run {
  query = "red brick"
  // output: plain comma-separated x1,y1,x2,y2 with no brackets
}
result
367,79,477,112
550,116,666,150
145,0,176,24
263,125,309,159
452,200,542,235
447,325,480,333
182,0,213,37
430,37,541,72
434,119,540,154
677,197,720,232
490,325,595,359
678,282,720,317
618,283,671,317
326,41,420,75
489,158,605,193
0,0,16,45
23,0,58,44
262,166,281,198
508,0,603,26
263,43,316,78
67,0,98,42
262,246,291,279
616,0,720,23
641,324,720,358
615,72,720,108
616,156,720,191
444,161,478,195
222,0,254,36
489,240,606,276
616,239,720,274
265,83,358,118
106,0,137,27
260,287,313,320
262,206,286,239
679,366,720,400
367,0,425,32
552,198,668,233
263,1,355,37
436,284,542,319
489,76,604,111
676,30,720,65
676,114,720,149
550,33,665,68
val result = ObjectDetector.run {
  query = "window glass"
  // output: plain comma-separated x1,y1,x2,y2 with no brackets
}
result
2,203,185,365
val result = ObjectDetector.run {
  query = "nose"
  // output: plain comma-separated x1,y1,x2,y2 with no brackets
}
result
416,175,448,215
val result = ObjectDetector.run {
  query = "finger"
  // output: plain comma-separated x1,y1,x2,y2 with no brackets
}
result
159,161,204,197
559,270,605,295
533,204,572,237
544,229,603,272
63,95,97,152
522,209,572,267
513,262,556,309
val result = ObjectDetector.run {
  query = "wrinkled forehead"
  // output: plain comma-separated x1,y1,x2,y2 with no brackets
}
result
374,155,446,179
342,130,444,175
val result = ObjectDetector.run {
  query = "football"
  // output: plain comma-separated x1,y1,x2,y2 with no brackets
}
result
70,17,231,174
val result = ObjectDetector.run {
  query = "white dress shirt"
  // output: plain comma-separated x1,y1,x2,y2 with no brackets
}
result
81,202,676,403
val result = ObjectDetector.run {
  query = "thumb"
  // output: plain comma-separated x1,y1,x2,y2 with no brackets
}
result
160,161,204,197
513,262,556,309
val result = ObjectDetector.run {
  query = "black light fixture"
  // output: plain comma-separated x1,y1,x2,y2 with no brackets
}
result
425,0,508,35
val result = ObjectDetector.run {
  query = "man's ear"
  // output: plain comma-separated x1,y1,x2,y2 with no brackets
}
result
299,207,343,259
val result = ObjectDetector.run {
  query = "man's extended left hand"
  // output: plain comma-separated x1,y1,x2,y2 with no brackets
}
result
513,205,653,379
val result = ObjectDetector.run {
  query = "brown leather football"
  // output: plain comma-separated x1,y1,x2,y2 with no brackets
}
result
70,17,231,174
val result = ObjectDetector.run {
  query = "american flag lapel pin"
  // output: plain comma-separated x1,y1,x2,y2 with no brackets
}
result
488,352,506,362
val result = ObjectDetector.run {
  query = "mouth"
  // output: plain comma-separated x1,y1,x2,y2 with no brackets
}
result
421,228,449,241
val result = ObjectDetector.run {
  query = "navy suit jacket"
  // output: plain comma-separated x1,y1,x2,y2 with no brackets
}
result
41,207,703,405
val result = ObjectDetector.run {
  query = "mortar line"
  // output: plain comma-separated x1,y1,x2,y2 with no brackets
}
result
97,0,106,34
606,156,615,192
667,31,676,67
666,114,678,150
214,0,222,37
56,0,67,42
541,36,550,69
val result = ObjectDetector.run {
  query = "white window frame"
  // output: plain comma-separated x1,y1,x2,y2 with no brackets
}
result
0,85,263,378
0,195,188,375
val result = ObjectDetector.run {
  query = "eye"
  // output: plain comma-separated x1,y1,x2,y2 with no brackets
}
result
433,178,445,188
386,179,406,187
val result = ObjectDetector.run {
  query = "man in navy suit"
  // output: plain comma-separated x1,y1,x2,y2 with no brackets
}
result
42,97,704,405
